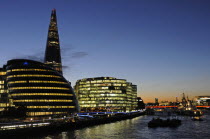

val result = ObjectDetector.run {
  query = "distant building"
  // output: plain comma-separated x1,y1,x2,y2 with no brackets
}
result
155,98,159,106
44,9,62,74
194,96,210,106
74,77,138,112
146,103,157,106
159,101,171,106
137,97,145,109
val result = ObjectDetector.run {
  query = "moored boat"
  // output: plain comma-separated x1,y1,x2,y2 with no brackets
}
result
148,118,181,128
192,116,203,121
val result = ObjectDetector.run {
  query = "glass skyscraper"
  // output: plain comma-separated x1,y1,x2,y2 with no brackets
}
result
44,9,62,74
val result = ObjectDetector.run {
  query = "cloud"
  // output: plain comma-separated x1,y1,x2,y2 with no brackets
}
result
12,44,88,71
62,65,70,70
61,44,88,59
13,51,44,63
71,52,88,58
25,55,43,62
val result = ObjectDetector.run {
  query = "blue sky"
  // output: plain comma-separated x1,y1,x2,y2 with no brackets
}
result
0,0,210,102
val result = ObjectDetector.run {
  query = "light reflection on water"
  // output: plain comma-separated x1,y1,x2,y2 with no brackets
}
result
42,113,210,139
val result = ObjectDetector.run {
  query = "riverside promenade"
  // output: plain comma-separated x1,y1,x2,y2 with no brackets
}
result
0,111,145,137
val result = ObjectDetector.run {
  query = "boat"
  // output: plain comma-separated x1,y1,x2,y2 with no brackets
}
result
148,118,181,128
192,116,203,121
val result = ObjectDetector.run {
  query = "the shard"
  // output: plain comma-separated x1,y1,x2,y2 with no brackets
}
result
44,9,62,74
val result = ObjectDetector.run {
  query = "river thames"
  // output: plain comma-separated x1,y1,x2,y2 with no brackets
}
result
14,111,210,139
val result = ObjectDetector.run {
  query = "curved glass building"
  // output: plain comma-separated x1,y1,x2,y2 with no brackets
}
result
74,77,137,112
6,59,79,116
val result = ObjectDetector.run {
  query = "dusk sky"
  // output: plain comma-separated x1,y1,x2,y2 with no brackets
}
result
0,0,210,102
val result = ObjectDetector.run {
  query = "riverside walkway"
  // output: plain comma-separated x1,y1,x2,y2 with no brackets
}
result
0,111,145,136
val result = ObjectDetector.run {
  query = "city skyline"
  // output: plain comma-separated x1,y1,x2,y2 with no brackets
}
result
0,0,210,102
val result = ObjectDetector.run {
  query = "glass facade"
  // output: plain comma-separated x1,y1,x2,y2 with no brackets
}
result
0,68,10,111
44,9,62,74
6,59,79,116
131,84,138,110
74,77,138,112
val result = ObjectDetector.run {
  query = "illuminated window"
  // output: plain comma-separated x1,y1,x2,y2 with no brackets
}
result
7,75,61,79
8,81,27,84
10,87,70,90
0,72,6,75
13,99,72,102
11,93,73,96
27,106,75,109
28,80,67,84
27,112,67,116
7,69,52,72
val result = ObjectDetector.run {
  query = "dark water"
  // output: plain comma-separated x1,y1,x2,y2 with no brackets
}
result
26,113,210,139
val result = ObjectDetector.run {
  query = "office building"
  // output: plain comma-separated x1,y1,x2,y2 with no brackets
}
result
137,97,145,109
6,59,79,116
194,96,210,106
155,98,159,105
74,77,138,112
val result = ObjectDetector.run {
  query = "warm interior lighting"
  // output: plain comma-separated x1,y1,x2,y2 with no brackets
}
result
11,93,73,96
13,99,72,102
7,75,61,79
27,106,75,108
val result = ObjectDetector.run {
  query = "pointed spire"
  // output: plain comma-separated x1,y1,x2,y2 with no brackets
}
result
176,96,178,102
51,9,57,22
187,95,189,101
44,9,62,74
